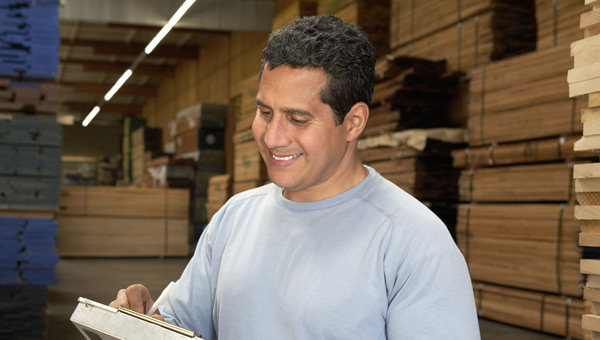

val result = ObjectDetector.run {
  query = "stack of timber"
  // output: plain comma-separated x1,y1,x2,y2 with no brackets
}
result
567,3,600,337
272,0,317,31
367,56,463,135
156,103,228,236
0,0,60,79
458,204,581,297
390,0,536,72
360,56,467,236
536,0,588,50
207,174,233,221
0,78,62,114
233,73,268,194
0,113,62,211
131,126,162,187
57,186,190,257
317,0,390,57
468,43,587,146
122,117,146,184
0,3,62,337
473,281,585,339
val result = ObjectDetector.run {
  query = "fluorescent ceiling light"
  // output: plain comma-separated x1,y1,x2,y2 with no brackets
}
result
104,69,133,101
145,0,196,54
82,106,100,127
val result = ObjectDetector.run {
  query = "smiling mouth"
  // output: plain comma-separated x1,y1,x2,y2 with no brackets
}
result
272,153,301,161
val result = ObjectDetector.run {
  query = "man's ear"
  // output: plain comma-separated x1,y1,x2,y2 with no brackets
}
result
344,102,369,142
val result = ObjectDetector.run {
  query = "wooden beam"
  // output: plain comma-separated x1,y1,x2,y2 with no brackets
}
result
60,82,157,97
60,58,175,77
61,39,198,59
64,102,142,116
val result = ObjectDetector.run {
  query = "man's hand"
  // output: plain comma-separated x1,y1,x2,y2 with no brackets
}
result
108,284,164,320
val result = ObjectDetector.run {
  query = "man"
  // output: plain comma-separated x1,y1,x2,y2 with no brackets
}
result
110,15,480,339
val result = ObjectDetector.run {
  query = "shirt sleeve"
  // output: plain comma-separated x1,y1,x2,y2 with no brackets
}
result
385,216,481,339
159,219,218,340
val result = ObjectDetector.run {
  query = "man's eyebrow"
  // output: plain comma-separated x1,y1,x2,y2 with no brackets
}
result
256,99,314,118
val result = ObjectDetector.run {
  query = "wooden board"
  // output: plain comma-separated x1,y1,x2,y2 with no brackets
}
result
57,216,189,257
452,135,596,168
473,281,585,339
459,162,580,202
58,186,190,218
458,204,582,296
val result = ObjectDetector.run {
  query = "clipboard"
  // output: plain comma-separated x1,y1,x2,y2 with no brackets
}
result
70,297,204,340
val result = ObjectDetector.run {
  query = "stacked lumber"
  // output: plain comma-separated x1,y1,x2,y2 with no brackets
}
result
0,0,60,79
318,0,390,57
458,162,583,203
367,56,463,135
390,0,536,72
233,73,268,194
207,174,233,221
566,2,600,338
122,117,146,184
360,55,467,236
536,0,588,50
0,79,62,114
272,0,317,31
452,135,596,168
56,186,190,257
131,126,162,187
473,281,585,339
458,204,581,297
0,113,62,211
468,43,586,146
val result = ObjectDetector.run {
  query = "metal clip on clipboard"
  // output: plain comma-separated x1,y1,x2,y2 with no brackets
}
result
71,297,204,340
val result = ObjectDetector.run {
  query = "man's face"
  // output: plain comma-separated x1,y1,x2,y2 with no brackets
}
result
252,65,354,202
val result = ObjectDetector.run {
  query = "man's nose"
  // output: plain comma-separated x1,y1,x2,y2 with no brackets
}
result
263,114,290,149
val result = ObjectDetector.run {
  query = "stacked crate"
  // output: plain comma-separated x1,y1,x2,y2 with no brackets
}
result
450,1,594,336
0,1,62,337
206,174,233,221
358,56,466,235
390,0,537,72
272,0,317,31
567,1,600,338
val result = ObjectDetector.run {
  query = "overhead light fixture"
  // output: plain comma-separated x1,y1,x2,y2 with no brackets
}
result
82,0,196,126
145,0,196,54
104,69,132,101
82,106,100,127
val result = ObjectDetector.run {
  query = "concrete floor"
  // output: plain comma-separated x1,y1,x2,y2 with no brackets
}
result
46,258,564,340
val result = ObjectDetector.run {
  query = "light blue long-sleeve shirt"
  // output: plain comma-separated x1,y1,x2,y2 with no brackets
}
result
161,166,480,339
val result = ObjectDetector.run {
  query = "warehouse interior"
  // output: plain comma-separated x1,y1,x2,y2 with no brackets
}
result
2,0,600,339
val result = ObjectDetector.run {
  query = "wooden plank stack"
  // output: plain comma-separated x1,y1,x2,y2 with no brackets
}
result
207,174,232,221
359,55,466,235
390,0,537,72
536,0,588,50
473,281,585,339
56,186,190,257
272,0,317,31
0,0,60,79
567,2,600,337
233,73,268,194
131,126,162,187
445,1,598,336
317,0,391,57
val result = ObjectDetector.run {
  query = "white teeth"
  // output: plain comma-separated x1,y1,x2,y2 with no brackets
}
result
272,153,300,161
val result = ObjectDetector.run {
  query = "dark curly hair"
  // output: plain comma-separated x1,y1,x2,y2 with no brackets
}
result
261,15,376,125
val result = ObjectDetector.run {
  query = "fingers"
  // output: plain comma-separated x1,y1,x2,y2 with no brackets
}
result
108,284,154,314
108,288,129,309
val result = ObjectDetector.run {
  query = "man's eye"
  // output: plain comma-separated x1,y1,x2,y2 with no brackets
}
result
259,110,272,117
291,117,308,125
